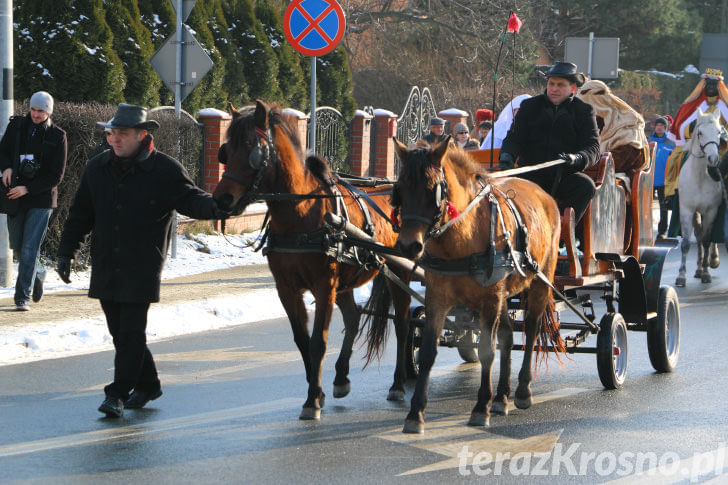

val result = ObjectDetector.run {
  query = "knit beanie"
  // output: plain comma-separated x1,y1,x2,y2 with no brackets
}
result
30,91,54,115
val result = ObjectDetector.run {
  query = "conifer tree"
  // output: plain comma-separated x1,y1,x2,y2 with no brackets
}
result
105,0,161,106
317,46,356,119
255,0,307,110
223,0,282,102
138,0,176,106
14,0,125,103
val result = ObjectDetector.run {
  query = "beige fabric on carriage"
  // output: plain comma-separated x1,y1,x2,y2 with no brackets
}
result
578,80,649,178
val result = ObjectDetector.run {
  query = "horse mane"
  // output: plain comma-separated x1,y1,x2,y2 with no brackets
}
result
398,143,489,192
305,154,334,184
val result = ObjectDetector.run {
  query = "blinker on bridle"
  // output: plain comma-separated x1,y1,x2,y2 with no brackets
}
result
393,161,453,239
221,125,275,210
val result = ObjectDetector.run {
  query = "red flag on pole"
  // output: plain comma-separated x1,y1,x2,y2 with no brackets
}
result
507,12,522,33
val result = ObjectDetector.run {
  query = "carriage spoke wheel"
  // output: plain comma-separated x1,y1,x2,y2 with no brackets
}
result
596,313,629,389
406,306,426,379
457,329,479,363
647,286,680,372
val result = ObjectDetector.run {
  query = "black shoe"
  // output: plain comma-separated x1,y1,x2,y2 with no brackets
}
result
124,389,163,409
98,396,124,418
32,277,43,303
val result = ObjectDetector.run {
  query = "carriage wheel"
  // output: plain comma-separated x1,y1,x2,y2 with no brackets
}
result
406,306,426,379
596,313,629,389
457,330,479,363
647,286,680,373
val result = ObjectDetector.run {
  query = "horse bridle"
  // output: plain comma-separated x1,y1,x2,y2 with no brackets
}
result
392,161,450,239
221,126,276,211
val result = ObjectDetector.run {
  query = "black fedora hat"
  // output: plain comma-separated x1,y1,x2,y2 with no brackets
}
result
97,103,160,130
545,62,586,87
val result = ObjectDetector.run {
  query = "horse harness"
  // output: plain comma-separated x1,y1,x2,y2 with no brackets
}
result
395,165,540,287
219,125,394,280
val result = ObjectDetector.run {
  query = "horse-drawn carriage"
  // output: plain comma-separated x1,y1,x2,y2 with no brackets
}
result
212,100,681,434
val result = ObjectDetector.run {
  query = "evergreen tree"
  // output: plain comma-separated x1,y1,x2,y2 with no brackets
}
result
317,46,356,119
138,0,176,106
13,0,125,103
206,0,249,108
255,0,307,110
105,0,161,106
223,0,282,102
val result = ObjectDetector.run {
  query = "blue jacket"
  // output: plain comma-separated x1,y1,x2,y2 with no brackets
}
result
650,133,675,187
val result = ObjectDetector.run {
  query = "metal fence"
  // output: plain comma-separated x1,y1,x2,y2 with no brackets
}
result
307,106,350,173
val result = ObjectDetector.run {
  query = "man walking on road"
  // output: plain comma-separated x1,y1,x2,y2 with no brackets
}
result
0,91,67,311
57,104,229,418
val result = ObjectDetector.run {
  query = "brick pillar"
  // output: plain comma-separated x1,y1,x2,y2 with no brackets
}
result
349,110,373,177
438,108,470,135
373,110,398,179
197,109,232,193
282,108,309,150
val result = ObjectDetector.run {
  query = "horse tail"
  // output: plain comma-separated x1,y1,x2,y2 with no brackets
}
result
535,297,567,370
361,271,392,367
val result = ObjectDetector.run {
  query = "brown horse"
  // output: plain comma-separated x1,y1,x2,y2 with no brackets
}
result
212,100,411,420
369,138,563,433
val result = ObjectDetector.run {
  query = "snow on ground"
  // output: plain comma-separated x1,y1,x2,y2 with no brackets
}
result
0,231,380,367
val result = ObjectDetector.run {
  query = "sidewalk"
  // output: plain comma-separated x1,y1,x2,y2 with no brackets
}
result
0,264,275,325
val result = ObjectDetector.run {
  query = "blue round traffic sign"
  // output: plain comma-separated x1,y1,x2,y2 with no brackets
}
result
283,0,346,57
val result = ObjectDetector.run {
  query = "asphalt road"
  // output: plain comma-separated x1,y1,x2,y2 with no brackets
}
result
1,245,728,483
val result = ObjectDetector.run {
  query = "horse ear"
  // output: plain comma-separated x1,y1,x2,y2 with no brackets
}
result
228,101,241,119
254,99,269,130
430,135,450,168
393,137,408,162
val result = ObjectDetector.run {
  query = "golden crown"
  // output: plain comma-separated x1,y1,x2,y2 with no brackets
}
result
703,68,724,80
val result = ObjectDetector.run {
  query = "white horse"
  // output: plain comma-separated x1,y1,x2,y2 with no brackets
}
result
676,109,724,287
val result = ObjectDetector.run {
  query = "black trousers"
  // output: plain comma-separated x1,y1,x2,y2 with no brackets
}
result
654,186,669,236
100,300,160,400
521,171,596,223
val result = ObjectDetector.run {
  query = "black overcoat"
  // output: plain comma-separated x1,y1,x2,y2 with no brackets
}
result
58,147,217,303
501,93,600,178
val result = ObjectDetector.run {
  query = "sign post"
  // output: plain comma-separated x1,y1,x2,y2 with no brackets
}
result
150,0,212,257
283,0,345,153
565,34,620,79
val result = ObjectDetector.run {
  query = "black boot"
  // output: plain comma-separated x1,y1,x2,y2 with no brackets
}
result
125,389,163,409
98,396,124,418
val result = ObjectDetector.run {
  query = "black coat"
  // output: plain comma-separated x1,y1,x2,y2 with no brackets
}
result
0,114,67,209
501,93,600,178
58,145,218,303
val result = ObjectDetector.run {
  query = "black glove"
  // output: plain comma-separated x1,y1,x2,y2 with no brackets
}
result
558,153,584,173
212,200,232,220
56,256,72,284
498,152,515,170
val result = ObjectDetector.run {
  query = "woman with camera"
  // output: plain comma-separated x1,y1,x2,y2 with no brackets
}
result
0,91,67,311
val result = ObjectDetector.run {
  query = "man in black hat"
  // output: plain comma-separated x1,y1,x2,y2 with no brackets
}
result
499,61,600,222
56,104,230,418
423,117,447,144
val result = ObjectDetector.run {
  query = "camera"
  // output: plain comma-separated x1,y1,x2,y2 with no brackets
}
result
19,154,40,180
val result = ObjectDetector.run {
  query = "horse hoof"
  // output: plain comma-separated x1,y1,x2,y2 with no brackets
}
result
710,257,720,269
694,270,703,279
299,407,321,420
675,277,686,288
333,383,350,398
490,401,509,416
702,273,712,284
514,396,532,409
402,419,424,434
468,412,490,427
387,389,405,401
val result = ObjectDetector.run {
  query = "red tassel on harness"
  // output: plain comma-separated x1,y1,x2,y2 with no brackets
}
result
390,208,400,227
446,201,460,219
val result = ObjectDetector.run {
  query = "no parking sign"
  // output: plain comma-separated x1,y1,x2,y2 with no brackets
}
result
283,0,346,57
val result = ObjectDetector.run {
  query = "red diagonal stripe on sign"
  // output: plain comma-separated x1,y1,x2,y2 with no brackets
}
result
293,3,335,44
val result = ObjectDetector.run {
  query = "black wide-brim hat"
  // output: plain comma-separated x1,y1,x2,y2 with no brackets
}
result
97,103,160,130
545,62,586,87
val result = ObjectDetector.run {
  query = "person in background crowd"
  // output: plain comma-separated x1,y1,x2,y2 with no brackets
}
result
477,121,492,145
451,122,480,151
56,103,230,419
422,117,447,144
480,94,531,150
499,62,600,223
649,117,675,239
0,91,67,311
663,114,676,142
